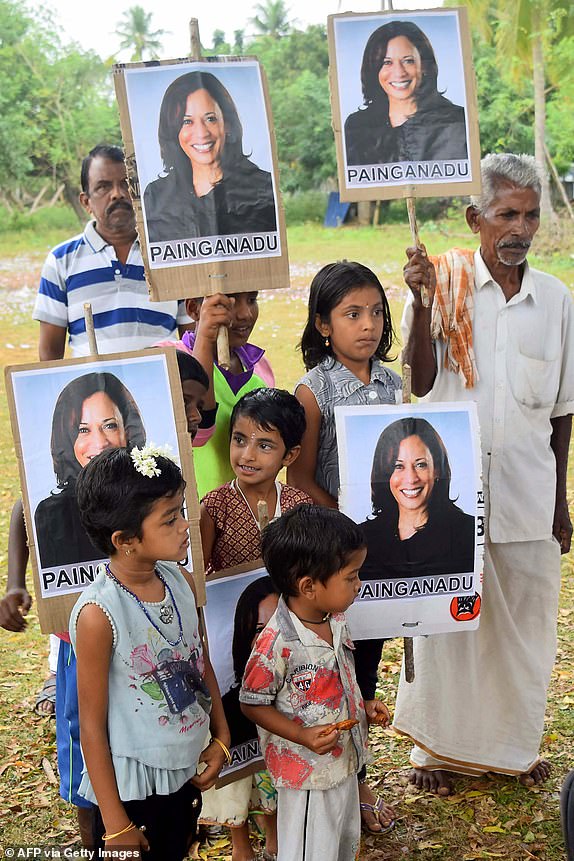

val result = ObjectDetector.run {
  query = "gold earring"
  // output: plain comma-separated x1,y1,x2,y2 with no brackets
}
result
125,548,132,556
325,337,330,347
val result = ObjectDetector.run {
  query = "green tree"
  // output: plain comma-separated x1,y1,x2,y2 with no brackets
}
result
251,26,335,191
212,29,227,51
460,0,574,218
545,36,574,174
0,0,119,217
116,5,165,61
233,29,245,53
272,68,336,191
472,38,534,155
249,0,293,39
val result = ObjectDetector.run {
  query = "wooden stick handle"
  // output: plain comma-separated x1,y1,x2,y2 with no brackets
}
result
257,500,270,531
189,18,201,59
188,17,231,369
216,326,231,371
404,637,415,683
401,360,415,682
402,363,412,405
406,197,429,309
83,303,99,356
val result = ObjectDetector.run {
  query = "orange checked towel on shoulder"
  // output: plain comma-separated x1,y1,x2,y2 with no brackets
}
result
428,248,478,389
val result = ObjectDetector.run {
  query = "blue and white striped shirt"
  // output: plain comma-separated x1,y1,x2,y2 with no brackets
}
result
33,221,190,356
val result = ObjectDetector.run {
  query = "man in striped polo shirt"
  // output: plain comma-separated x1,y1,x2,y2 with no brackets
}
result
33,143,192,359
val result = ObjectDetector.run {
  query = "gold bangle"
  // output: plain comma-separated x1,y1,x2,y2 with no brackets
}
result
211,736,232,764
102,821,136,841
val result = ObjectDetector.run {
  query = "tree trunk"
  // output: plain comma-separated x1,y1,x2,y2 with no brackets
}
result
532,24,554,221
63,179,86,225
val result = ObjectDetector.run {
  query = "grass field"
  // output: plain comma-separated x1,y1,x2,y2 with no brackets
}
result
0,216,573,860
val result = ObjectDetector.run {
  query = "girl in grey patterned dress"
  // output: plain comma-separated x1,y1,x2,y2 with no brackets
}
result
287,260,400,836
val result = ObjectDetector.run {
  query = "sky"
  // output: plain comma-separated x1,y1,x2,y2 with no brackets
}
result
36,0,442,60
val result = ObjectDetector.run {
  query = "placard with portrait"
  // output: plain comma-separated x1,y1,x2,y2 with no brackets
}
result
114,57,289,302
202,561,273,787
336,402,484,638
5,349,203,633
328,7,481,202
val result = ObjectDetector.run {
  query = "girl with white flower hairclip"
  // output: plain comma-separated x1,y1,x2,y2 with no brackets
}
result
70,445,230,860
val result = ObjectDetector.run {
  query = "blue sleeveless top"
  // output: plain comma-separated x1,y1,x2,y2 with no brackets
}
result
70,561,211,801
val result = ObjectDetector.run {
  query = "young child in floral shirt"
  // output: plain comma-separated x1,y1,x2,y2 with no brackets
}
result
240,505,391,861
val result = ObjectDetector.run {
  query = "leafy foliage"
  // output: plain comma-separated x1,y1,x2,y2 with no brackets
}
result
248,25,335,191
0,0,119,214
115,5,165,61
249,0,293,39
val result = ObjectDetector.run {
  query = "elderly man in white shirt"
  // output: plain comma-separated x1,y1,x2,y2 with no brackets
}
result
392,153,574,795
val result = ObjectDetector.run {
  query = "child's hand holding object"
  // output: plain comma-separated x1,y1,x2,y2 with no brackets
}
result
299,724,341,755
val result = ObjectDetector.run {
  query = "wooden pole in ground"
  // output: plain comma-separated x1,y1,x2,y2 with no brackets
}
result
401,362,415,683
188,17,231,370
405,195,429,308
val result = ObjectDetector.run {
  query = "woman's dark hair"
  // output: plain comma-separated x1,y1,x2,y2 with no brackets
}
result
158,71,244,183
230,388,306,452
360,21,440,109
299,261,395,370
51,372,146,488
175,349,209,389
232,576,278,684
76,447,185,557
262,504,365,598
370,417,456,527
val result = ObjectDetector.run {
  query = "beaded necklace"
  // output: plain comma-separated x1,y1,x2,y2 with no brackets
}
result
105,563,185,648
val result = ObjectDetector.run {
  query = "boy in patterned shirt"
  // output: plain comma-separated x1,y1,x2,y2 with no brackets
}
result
240,505,391,861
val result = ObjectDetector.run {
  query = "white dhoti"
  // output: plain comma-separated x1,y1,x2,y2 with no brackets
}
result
277,773,360,861
393,538,561,775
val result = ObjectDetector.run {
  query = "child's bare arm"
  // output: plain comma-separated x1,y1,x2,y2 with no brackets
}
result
241,702,340,755
187,294,233,412
199,503,216,572
75,604,147,851
178,565,230,790
193,650,231,790
1,499,32,632
287,385,338,509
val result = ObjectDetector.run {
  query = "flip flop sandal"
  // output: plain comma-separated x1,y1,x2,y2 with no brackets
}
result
360,796,395,836
561,769,574,861
34,674,56,717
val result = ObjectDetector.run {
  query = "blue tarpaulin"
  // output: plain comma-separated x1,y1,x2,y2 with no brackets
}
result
324,192,351,227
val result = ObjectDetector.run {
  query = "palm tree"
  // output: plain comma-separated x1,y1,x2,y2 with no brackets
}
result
250,0,292,39
461,0,574,220
116,6,165,61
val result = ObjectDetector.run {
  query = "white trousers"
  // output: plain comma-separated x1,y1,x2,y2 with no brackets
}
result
277,773,360,861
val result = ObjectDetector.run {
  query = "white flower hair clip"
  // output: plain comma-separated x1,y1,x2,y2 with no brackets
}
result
131,443,175,478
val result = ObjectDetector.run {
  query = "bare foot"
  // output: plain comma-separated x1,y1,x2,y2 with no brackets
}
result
519,760,551,787
408,768,453,796
34,673,56,716
359,780,395,833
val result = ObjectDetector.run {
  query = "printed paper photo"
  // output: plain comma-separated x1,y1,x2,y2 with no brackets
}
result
328,8,481,201
336,402,484,638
